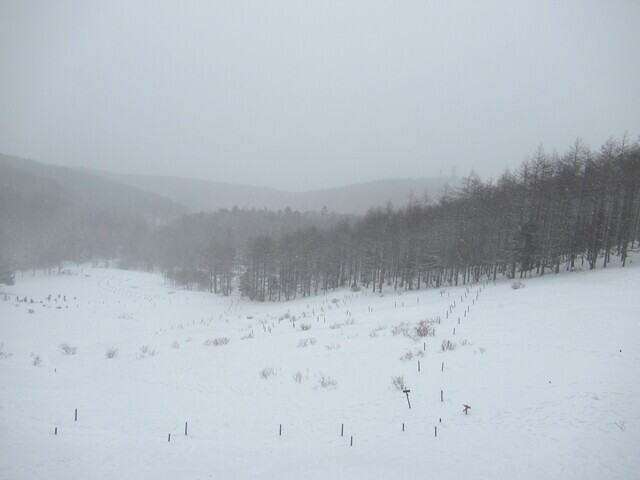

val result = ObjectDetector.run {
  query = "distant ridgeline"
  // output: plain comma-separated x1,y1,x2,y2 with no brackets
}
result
1,137,639,300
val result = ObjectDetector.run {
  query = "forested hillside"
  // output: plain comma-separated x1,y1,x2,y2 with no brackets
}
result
158,138,640,300
0,155,185,272
2,138,639,300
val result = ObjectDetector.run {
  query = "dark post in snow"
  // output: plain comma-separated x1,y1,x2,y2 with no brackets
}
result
350,435,353,446
74,409,78,421
463,404,471,415
185,422,188,436
403,389,412,409
341,424,344,437
441,390,444,402
168,433,171,442
279,424,282,436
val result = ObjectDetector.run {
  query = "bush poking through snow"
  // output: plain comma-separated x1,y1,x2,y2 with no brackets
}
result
292,371,305,383
392,375,407,391
318,375,337,389
105,347,118,359
391,322,411,337
511,280,526,290
59,343,77,355
31,353,42,366
297,337,316,348
259,367,276,379
205,337,230,346
441,339,456,351
414,320,432,337
0,343,13,360
400,350,414,362
171,341,180,349
325,343,341,350
299,323,312,331
369,330,378,338
329,323,342,330
138,345,156,357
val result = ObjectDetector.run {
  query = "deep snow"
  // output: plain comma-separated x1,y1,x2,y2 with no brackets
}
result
1,258,639,479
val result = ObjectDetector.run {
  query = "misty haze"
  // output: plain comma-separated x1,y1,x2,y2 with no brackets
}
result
1,1,639,479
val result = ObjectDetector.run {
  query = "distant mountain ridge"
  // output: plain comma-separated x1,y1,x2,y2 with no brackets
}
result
1,153,455,215
0,154,186,222
106,173,455,214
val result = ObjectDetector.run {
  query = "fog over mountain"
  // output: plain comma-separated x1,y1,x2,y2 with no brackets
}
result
2,2,638,190
107,173,454,214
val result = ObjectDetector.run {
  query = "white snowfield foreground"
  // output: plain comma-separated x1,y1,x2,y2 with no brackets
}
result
1,256,638,479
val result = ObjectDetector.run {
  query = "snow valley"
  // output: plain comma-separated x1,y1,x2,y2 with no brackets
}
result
1,256,638,479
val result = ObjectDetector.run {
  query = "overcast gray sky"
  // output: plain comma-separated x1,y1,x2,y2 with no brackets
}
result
1,1,639,191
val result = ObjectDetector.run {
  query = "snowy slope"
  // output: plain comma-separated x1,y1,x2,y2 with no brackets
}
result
0,259,638,479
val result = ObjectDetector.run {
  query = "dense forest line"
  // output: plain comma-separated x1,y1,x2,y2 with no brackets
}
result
2,137,640,299
155,137,640,300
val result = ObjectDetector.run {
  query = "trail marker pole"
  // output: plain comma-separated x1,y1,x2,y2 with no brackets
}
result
341,424,344,437
185,422,188,436
403,389,412,409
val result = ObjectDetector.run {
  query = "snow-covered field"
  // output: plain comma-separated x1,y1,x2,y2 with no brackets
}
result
1,258,639,479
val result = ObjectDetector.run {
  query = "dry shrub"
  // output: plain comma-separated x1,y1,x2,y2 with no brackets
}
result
414,320,432,337
299,323,312,331
400,350,414,362
391,375,406,391
441,339,456,351
318,375,338,389
59,343,77,355
105,347,118,359
259,367,276,379
0,343,12,360
392,322,411,337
